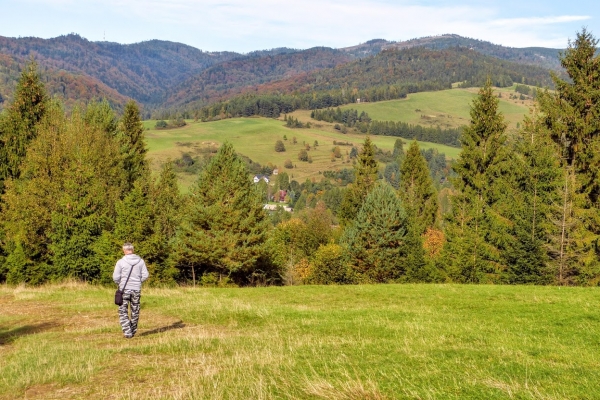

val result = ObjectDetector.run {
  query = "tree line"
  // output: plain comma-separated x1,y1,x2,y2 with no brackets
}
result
311,108,462,147
0,30,598,287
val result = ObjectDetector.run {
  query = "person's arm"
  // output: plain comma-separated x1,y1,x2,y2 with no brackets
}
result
140,261,149,283
113,261,122,285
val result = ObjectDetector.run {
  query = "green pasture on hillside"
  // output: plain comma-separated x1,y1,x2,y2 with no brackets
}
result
144,117,460,187
339,87,532,130
1,283,599,399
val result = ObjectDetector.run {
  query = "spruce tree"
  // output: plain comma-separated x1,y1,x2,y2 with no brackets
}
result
119,100,148,191
338,135,378,225
171,142,269,284
536,29,600,284
341,182,408,283
0,60,48,192
501,111,562,284
1,102,124,283
399,140,439,235
443,80,509,283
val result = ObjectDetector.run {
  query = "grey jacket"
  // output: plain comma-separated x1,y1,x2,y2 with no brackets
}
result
113,254,149,291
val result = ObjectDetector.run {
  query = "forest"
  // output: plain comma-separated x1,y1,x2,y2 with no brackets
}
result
0,30,599,287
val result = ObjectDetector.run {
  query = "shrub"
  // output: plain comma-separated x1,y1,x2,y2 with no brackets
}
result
275,140,286,152
298,149,309,162
308,243,349,284
284,159,293,169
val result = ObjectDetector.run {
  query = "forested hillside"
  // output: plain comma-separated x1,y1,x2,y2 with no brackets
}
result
342,34,563,70
0,34,239,108
193,46,555,121
163,47,353,109
0,33,563,116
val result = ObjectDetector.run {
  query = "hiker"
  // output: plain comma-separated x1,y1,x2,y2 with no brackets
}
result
113,242,149,338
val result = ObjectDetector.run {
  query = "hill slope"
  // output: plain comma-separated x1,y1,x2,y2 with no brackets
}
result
342,34,563,71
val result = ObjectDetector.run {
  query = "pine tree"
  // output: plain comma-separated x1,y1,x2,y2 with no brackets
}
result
536,29,600,284
443,80,509,283
0,60,48,192
171,142,269,284
119,100,148,191
341,182,408,283
338,135,378,225
500,111,562,284
399,140,439,235
148,162,181,283
1,102,124,283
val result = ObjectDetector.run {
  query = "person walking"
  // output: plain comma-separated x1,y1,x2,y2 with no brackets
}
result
113,242,149,338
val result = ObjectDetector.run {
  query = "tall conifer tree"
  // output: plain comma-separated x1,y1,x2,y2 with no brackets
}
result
1,102,124,283
119,100,148,191
0,60,48,192
341,183,407,283
171,143,269,284
536,29,600,284
500,111,562,284
338,135,378,225
443,80,509,283
400,140,439,235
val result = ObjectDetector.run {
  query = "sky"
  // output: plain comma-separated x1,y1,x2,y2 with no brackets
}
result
0,0,598,53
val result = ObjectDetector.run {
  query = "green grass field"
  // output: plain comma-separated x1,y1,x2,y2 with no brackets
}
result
1,283,598,399
338,87,533,131
144,87,533,188
145,117,461,187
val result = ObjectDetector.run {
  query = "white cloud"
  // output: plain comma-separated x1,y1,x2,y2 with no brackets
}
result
5,0,596,50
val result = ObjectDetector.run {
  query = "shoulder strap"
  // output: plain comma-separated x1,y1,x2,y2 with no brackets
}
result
119,261,136,292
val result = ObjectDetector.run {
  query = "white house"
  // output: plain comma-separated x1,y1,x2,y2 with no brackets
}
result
253,174,270,184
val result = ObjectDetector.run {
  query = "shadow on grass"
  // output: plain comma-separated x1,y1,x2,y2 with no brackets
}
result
0,322,59,345
139,320,185,337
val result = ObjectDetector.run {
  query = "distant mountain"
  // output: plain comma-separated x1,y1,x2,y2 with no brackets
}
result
0,33,240,108
342,34,563,71
163,47,353,109
0,33,564,115
225,46,556,98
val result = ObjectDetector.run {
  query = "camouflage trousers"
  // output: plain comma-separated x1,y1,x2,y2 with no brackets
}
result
118,290,141,337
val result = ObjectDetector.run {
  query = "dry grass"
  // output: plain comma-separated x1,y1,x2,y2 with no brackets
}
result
1,283,599,399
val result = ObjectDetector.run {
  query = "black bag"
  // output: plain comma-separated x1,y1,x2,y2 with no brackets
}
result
115,289,124,306
115,262,136,306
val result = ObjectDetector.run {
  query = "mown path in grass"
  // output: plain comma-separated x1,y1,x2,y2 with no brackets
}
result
1,284,598,399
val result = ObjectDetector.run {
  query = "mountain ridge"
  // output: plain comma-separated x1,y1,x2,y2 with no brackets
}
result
0,33,563,115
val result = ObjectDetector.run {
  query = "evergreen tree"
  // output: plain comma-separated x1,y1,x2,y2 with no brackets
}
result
0,60,48,192
1,102,124,283
338,136,378,225
501,111,562,284
148,162,181,283
537,29,600,284
399,140,439,235
119,100,148,191
341,183,407,283
84,99,119,137
443,80,509,283
171,142,269,284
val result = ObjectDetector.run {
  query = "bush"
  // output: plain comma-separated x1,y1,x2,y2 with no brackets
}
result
308,243,349,284
298,149,309,162
155,120,168,129
284,159,293,169
275,140,286,152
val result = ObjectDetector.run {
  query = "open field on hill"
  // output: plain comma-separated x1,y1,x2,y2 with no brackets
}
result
336,87,533,130
145,118,461,188
1,283,599,399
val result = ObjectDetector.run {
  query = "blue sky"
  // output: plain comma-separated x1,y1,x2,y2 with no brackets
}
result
1,0,598,52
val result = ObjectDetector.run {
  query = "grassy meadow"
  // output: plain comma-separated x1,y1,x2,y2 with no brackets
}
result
337,87,533,131
145,117,460,188
1,283,599,399
144,86,534,188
